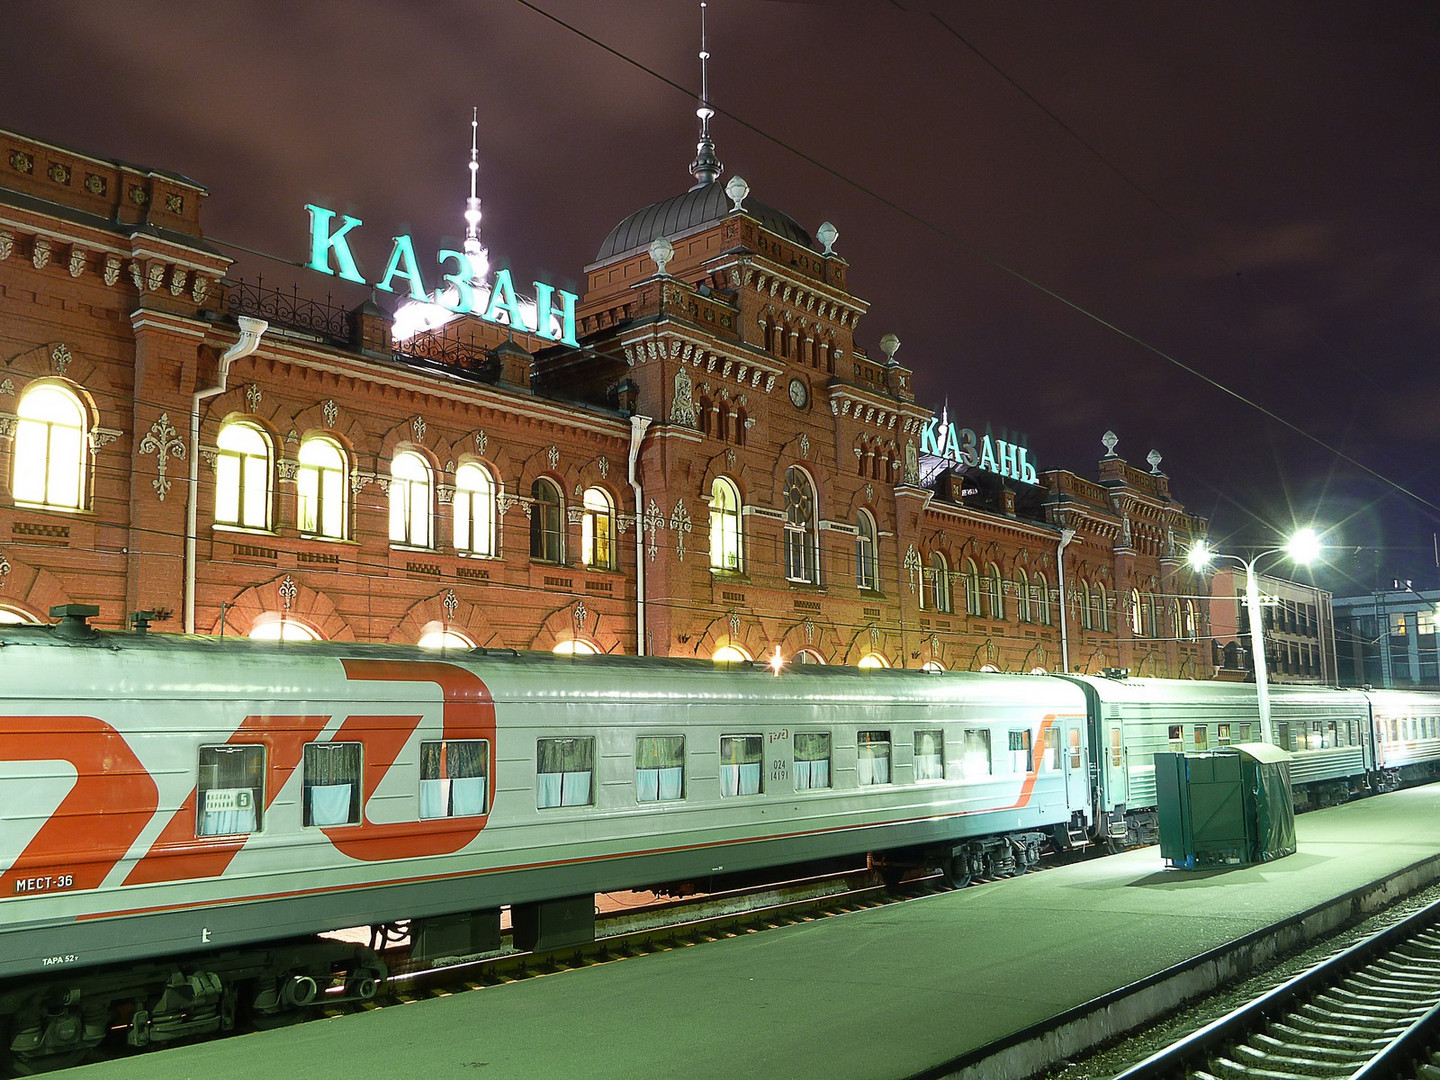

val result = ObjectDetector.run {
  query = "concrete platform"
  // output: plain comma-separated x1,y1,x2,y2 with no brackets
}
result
65,785,1440,1080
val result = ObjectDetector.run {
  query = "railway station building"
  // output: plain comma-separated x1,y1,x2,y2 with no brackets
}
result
0,122,1217,677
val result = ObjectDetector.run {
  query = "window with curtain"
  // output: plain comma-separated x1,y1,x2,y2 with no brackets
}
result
856,730,891,786
536,737,593,808
1015,569,1032,622
1009,729,1033,772
530,478,564,563
962,729,991,779
215,421,271,529
581,486,615,569
720,734,764,796
13,382,88,509
389,450,432,547
914,730,945,781
985,563,1004,620
196,745,265,836
454,461,496,556
1130,588,1144,636
420,739,489,818
297,436,347,539
709,476,743,572
303,742,362,827
794,732,832,791
963,560,982,616
1034,573,1052,625
855,510,878,590
931,554,952,613
783,466,819,584
635,735,685,803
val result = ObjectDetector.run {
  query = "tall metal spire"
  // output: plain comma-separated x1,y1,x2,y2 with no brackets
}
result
464,107,483,260
689,2,723,188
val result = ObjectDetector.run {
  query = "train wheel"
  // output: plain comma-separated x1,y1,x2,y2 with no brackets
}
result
940,858,973,889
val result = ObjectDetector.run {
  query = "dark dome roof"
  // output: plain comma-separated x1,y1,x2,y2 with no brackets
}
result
594,181,815,263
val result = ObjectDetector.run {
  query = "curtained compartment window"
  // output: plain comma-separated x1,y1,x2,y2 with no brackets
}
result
635,735,685,803
962,729,992,779
856,730,891,786
536,737,594,809
794,732,832,791
196,744,265,836
303,742,362,827
1040,728,1060,770
719,734,763,797
420,739,489,819
1009,729,1034,772
914,730,945,781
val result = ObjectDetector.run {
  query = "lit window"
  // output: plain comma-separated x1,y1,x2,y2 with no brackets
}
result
581,487,615,569
297,436,347,539
0,607,39,624
932,553,952,613
914,730,944,780
1009,729,1033,771
303,742,362,826
921,660,945,672
855,510,878,590
454,462,496,556
1016,570,1032,623
794,732,831,790
197,745,265,836
248,616,321,641
537,737,594,808
389,451,432,547
963,559,981,616
710,476,743,572
530,478,564,563
215,421,271,529
857,653,889,669
783,466,819,584
636,736,685,803
421,739,489,818
1130,589,1144,636
857,730,891,785
1094,583,1110,631
13,382,88,509
963,729,992,778
1034,573,1052,625
713,644,751,663
985,563,1004,620
418,629,474,651
720,734,763,796
553,639,599,655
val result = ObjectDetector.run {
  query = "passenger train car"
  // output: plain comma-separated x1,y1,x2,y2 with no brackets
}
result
2,609,1438,1073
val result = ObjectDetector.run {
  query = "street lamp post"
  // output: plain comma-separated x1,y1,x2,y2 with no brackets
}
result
1187,528,1322,746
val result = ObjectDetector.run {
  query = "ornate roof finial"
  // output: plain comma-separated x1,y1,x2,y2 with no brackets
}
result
689,2,723,189
464,108,486,269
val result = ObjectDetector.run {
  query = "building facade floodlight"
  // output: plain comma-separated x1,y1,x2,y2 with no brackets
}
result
1187,530,1323,745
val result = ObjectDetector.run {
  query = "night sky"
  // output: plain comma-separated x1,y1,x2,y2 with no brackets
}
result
7,1,1437,596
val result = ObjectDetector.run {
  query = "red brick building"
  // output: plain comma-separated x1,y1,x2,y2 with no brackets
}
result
0,124,1213,676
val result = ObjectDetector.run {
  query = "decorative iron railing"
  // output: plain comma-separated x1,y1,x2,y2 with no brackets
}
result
393,325,500,383
226,277,354,343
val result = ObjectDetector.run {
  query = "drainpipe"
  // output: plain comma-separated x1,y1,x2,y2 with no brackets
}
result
627,414,654,655
184,316,268,633
1056,527,1079,673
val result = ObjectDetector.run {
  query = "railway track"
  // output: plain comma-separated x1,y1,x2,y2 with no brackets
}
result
1112,893,1440,1080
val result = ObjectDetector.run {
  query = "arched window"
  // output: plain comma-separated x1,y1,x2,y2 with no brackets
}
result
13,382,88,509
1034,572,1052,625
453,461,496,557
1079,580,1093,630
1185,600,1199,641
581,487,615,569
554,639,599,656
249,615,322,642
1094,582,1110,631
389,451,432,548
783,466,819,584
696,396,712,437
855,510,878,591
713,644,751,663
215,421,271,529
931,553,952,613
857,653,889,669
419,628,475,651
1130,588,1144,636
1171,599,1183,643
985,563,1004,620
1016,569,1032,623
530,477,564,563
297,436,347,539
709,476,743,572
733,407,747,446
963,559,982,616
0,606,40,624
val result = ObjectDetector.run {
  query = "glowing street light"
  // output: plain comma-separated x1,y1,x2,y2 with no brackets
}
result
1187,528,1323,745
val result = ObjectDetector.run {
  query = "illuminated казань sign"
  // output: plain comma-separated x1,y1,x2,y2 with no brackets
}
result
304,204,579,347
920,412,1038,485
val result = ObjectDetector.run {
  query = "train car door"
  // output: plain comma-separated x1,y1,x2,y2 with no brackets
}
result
1063,721,1089,811
1104,723,1128,806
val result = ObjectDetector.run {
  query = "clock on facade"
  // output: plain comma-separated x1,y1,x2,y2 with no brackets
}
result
788,378,808,409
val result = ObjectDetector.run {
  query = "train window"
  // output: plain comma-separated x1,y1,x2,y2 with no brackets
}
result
1110,727,1122,767
537,738,594,808
914,730,944,781
420,740,489,818
1194,726,1208,751
1274,722,1290,750
1326,722,1339,749
303,742,362,827
1009,730,1033,772
636,736,685,803
1236,723,1253,743
856,730,891,785
197,745,265,836
1041,728,1059,769
1167,725,1183,743
1217,723,1232,745
720,734,764,796
963,729,992,779
794,733,832,790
